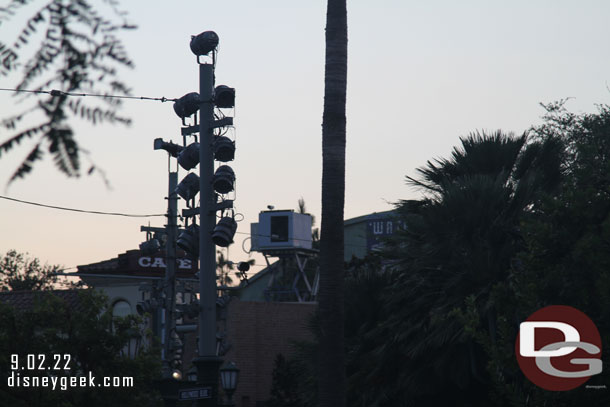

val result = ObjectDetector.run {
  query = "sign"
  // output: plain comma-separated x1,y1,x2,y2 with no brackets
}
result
515,305,602,391
120,249,198,274
179,387,212,400
78,249,198,276
137,256,193,270
366,217,405,251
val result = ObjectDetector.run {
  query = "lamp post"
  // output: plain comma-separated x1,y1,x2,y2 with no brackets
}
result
172,29,237,406
146,144,181,407
219,361,240,406
191,30,223,407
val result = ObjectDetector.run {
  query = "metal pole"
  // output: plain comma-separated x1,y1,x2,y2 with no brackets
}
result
193,61,222,406
158,171,180,407
163,171,178,378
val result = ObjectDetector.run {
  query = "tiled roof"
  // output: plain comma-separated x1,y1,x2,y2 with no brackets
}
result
78,257,119,272
0,289,86,312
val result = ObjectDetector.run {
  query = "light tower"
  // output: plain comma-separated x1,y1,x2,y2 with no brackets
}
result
171,30,237,406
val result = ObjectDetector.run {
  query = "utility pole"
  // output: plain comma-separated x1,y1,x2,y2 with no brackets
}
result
142,166,182,407
192,48,222,407
167,31,237,405
163,171,179,379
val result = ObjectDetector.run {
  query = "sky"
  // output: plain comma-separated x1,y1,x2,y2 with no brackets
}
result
1,0,610,278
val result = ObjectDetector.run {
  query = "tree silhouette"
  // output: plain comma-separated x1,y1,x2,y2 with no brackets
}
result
0,289,162,406
317,0,348,406
0,0,135,185
367,131,562,405
0,249,82,290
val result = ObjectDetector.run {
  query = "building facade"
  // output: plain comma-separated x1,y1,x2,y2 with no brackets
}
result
76,247,313,406
343,209,401,261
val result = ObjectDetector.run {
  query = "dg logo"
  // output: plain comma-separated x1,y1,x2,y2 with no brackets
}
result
515,305,602,391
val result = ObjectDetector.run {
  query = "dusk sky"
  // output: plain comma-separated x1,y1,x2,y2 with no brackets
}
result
1,0,610,278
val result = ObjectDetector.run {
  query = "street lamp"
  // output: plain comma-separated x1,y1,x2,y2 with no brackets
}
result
178,142,200,170
171,369,182,380
176,172,200,201
183,28,237,407
219,361,239,406
190,31,219,56
213,165,235,194
154,138,184,157
214,85,235,109
136,298,159,316
213,136,235,162
173,92,202,119
212,216,237,247
177,224,199,257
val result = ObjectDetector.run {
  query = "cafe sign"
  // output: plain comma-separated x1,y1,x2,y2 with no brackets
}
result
138,256,193,270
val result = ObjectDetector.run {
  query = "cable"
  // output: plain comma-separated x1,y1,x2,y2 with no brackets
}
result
0,195,165,218
242,236,251,254
0,87,178,103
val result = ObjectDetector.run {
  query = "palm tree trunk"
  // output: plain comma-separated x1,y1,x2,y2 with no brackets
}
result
318,0,347,406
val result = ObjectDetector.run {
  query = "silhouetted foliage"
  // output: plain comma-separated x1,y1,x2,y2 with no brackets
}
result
284,104,610,406
471,102,610,406
267,353,307,407
216,249,234,287
0,0,135,185
282,255,393,407
216,249,255,288
0,249,81,290
297,197,319,247
0,288,162,406
357,130,562,406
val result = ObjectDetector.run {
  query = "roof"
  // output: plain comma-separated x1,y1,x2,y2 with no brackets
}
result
343,210,396,227
77,248,197,278
0,289,86,312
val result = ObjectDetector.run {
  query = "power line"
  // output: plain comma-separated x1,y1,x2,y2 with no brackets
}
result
0,87,178,103
1,193,369,244
0,195,165,218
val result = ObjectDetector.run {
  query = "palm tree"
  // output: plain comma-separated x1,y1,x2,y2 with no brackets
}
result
317,0,348,406
216,250,234,287
363,131,563,405
297,197,320,248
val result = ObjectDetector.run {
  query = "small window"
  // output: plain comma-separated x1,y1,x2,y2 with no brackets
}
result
113,300,132,318
112,300,137,358
270,216,288,242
